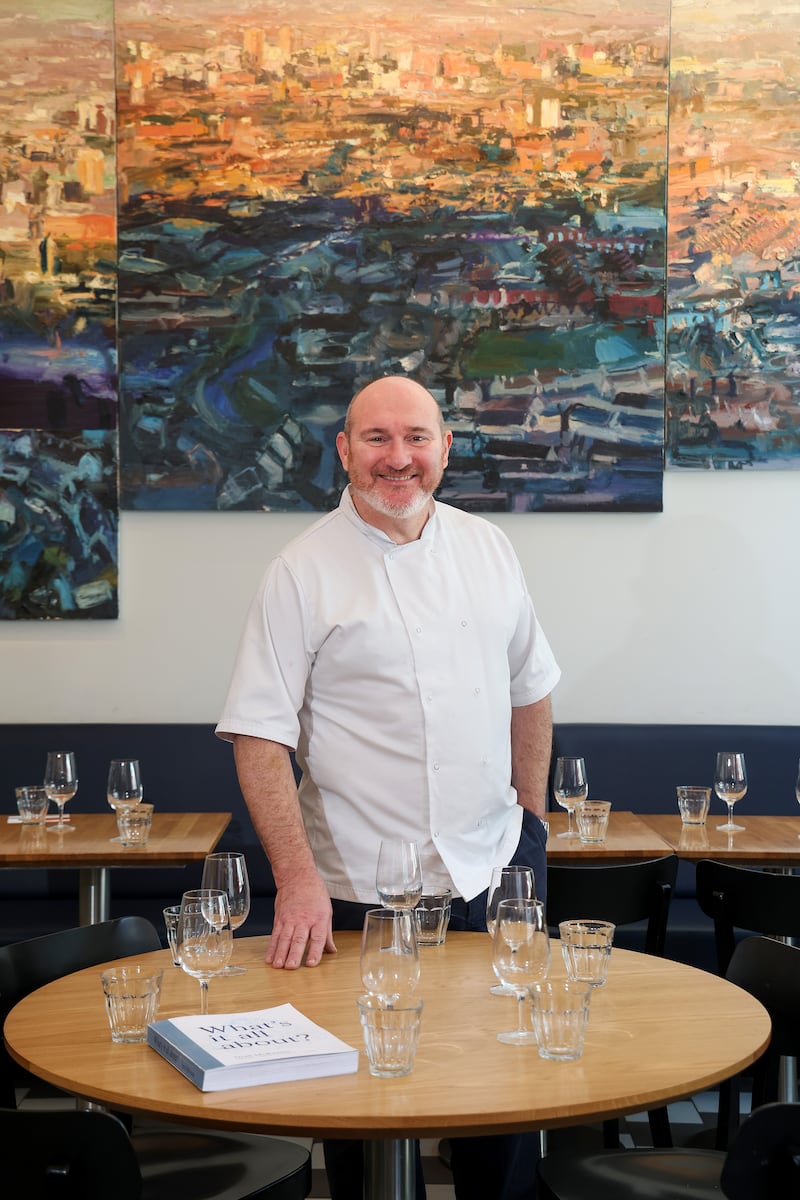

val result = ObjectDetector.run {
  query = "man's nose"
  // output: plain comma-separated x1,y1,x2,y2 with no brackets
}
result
384,438,412,467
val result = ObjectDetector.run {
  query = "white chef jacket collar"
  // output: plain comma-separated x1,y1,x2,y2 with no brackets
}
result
340,485,438,549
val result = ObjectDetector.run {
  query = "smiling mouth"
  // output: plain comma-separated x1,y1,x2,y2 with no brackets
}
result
378,473,417,483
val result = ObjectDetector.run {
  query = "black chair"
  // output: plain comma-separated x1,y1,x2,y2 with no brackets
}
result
695,858,800,975
1,1106,312,1200
0,915,163,1107
718,1100,800,1200
536,937,800,1200
0,918,312,1200
546,855,679,956
546,855,679,1148
695,858,800,1147
539,1101,800,1200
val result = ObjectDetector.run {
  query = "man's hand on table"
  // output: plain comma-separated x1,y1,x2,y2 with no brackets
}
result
267,871,336,969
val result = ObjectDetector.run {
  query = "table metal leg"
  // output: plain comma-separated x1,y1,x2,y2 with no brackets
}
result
79,867,110,925
779,1055,798,1104
364,1138,416,1200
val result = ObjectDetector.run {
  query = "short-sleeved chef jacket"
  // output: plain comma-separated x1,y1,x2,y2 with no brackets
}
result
216,487,560,903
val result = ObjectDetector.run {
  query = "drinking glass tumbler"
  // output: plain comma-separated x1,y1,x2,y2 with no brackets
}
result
15,786,50,825
101,964,163,1043
529,979,592,1062
676,786,711,825
576,800,611,844
357,994,423,1077
559,919,615,988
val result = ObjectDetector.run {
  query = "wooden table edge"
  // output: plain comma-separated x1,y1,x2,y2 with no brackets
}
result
3,936,772,1140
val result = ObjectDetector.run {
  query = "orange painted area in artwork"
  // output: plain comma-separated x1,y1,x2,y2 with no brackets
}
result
45,212,116,244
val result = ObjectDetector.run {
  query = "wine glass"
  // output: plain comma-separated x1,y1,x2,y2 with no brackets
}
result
375,839,423,912
43,750,78,832
106,759,143,843
201,851,251,975
553,756,588,839
486,865,535,996
491,897,550,1045
714,751,747,832
796,757,800,837
360,908,420,1004
177,888,233,1014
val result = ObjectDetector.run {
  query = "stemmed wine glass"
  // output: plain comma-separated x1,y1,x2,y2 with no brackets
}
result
43,750,78,832
553,757,588,839
376,839,423,912
486,865,535,996
491,897,550,1045
714,751,747,832
795,757,800,837
360,907,420,1005
201,852,251,975
376,838,422,951
106,758,143,843
177,888,233,1014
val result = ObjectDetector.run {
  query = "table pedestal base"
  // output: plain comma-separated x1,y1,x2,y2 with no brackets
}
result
79,867,110,925
365,1138,416,1200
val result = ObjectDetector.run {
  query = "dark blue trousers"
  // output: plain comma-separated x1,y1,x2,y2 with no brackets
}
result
323,811,547,1200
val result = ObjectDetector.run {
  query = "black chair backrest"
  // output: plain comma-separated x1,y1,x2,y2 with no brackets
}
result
2,1106,142,1200
720,1101,800,1200
545,855,679,956
695,859,800,974
725,935,800,1107
0,916,162,1107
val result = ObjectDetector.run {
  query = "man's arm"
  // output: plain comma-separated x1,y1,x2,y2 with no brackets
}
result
232,733,336,970
510,695,553,820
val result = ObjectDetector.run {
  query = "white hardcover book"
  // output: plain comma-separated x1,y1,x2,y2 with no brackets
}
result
147,1002,359,1091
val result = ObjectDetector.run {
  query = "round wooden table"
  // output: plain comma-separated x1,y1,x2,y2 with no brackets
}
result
4,932,770,1200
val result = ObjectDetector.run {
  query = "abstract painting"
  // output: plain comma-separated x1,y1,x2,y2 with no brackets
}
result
115,0,669,513
666,0,800,469
0,1,118,618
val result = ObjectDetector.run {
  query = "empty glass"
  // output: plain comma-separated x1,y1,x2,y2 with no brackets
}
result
486,865,536,996
530,979,592,1061
15,786,50,825
107,759,143,842
414,890,452,946
163,904,182,966
559,919,615,988
491,897,550,1045
553,757,588,839
117,803,153,846
576,800,611,844
676,786,711,825
714,751,747,832
43,750,77,832
358,994,423,1077
360,908,420,1004
177,889,232,1013
101,964,163,1043
201,851,251,975
376,839,422,912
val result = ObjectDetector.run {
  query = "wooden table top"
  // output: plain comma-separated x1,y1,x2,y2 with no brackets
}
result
4,931,769,1140
642,813,800,864
0,812,231,868
546,810,674,861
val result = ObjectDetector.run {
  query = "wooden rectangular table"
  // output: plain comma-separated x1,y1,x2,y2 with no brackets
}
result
0,811,231,925
545,810,674,861
4,931,770,1200
641,813,800,866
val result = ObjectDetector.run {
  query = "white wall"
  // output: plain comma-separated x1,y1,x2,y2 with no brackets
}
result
2,471,798,726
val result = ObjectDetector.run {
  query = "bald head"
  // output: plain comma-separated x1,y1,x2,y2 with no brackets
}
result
344,376,445,437
335,375,452,539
